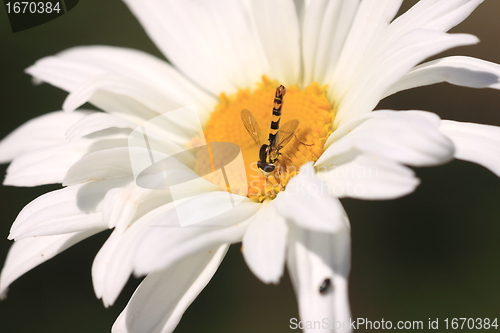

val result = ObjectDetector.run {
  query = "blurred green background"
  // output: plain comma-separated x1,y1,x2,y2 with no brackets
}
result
1,1,500,332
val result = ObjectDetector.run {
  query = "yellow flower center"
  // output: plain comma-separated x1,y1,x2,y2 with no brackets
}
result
202,77,334,202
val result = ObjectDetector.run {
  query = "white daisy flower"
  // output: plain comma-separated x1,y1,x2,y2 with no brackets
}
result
2,0,500,332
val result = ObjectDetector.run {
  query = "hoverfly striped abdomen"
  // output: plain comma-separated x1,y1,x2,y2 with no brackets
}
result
241,85,298,176
268,85,286,148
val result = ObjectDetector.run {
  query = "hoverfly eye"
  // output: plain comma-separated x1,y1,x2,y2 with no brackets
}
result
263,164,275,173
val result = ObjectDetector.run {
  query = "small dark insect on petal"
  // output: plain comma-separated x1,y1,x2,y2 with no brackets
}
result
319,278,331,294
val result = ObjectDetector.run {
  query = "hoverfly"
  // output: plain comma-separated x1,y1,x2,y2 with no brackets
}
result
241,85,298,176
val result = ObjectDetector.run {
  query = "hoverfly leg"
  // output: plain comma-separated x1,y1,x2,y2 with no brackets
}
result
294,134,314,147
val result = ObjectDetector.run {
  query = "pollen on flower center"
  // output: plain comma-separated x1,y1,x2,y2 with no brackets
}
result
201,77,334,202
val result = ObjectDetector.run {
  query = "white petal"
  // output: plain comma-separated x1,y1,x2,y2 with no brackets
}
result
389,0,484,38
194,0,270,88
26,47,215,124
27,55,162,124
4,131,128,186
316,154,421,200
92,227,137,307
241,200,288,284
62,74,181,115
103,186,171,232
287,222,351,333
320,111,455,168
92,189,174,307
0,111,90,164
112,244,228,333
301,0,360,85
383,56,500,98
250,0,301,86
440,120,500,177
329,0,403,100
274,164,345,233
88,90,162,125
330,0,483,120
26,46,215,108
26,56,105,91
63,148,133,185
66,112,136,140
92,229,123,306
8,179,127,240
132,192,260,276
123,0,269,94
57,46,215,110
0,229,103,298
334,30,479,126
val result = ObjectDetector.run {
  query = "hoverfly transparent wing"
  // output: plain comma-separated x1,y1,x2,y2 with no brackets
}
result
274,119,299,151
241,109,262,148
